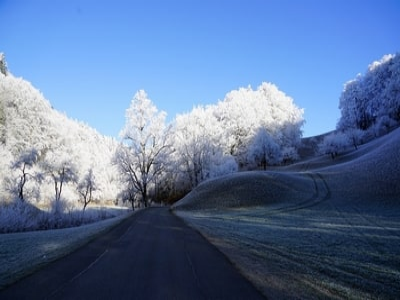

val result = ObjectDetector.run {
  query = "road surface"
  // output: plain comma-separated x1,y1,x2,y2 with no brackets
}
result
0,207,265,299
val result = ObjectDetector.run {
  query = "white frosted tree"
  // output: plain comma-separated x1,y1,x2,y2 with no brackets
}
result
0,63,121,215
281,146,300,164
116,90,170,207
172,106,237,189
77,168,97,212
318,132,350,159
41,142,79,213
338,53,400,133
345,128,365,150
0,53,8,76
10,148,41,202
248,128,281,170
0,145,12,199
0,75,53,154
214,82,304,165
214,85,257,159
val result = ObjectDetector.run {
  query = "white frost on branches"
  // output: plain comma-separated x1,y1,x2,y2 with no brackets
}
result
338,53,400,133
116,90,170,208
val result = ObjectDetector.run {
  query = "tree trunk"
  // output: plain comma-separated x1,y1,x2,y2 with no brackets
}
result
18,163,27,201
131,199,135,211
261,155,267,170
18,174,26,201
54,180,59,201
142,184,148,208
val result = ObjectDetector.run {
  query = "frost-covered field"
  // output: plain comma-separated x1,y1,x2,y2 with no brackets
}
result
174,128,400,299
0,209,131,289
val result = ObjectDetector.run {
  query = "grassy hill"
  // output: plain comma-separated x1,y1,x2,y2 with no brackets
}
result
173,127,400,299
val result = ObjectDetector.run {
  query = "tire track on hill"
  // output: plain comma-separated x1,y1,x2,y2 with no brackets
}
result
268,172,330,214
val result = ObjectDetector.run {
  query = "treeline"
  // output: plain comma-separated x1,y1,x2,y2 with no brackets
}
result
116,84,304,207
0,66,121,213
0,54,305,214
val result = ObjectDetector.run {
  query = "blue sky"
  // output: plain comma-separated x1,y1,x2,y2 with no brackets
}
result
1,0,399,137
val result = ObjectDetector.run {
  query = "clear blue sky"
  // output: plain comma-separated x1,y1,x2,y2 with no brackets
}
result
1,0,399,137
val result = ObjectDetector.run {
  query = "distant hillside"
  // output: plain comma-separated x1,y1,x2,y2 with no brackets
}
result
321,126,400,203
298,131,334,158
173,126,400,210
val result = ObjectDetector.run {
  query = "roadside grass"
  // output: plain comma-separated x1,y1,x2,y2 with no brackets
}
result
0,210,132,289
0,200,131,233
176,202,400,299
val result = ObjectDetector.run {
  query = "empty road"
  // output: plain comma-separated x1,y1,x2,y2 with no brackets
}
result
0,207,265,299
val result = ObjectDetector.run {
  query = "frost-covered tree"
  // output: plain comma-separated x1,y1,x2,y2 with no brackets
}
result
318,132,350,159
117,180,138,210
166,82,302,192
1,71,121,209
10,148,41,201
0,75,53,153
0,53,8,76
0,72,6,144
248,128,281,170
345,128,365,150
77,168,97,212
42,146,79,213
338,53,400,133
214,86,257,159
0,145,12,199
171,106,237,189
214,82,304,165
281,146,299,164
0,61,128,231
71,122,121,204
116,90,170,207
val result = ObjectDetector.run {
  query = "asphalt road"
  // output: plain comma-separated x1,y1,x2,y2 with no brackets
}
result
0,207,265,299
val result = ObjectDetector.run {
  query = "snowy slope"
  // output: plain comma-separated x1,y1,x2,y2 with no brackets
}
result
173,171,315,210
174,128,400,299
322,127,400,204
174,127,400,211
